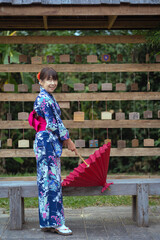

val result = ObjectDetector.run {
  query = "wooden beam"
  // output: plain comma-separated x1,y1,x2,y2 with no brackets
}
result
0,120,160,129
43,16,48,30
0,19,110,30
0,35,146,44
0,64,160,73
0,5,160,16
0,17,159,30
108,16,117,29
0,92,160,102
0,148,159,158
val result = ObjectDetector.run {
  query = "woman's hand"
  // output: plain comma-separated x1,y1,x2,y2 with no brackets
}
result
63,138,78,155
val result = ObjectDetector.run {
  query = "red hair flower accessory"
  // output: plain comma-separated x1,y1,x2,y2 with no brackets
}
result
37,72,40,81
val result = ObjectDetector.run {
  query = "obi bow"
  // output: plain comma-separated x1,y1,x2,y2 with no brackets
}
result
28,110,47,132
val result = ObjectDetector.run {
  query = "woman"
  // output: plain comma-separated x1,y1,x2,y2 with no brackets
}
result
29,67,77,236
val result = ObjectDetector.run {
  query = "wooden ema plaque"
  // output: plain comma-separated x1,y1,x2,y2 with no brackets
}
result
117,140,126,149
101,111,112,120
32,84,40,92
60,55,70,63
116,83,126,91
104,139,111,144
7,138,12,147
131,83,138,91
115,112,125,120
101,54,111,62
7,113,12,120
18,112,29,120
117,54,123,62
18,139,29,148
31,56,42,64
156,54,160,62
75,139,85,148
146,53,149,63
143,138,154,147
101,83,112,91
62,84,69,92
89,140,98,148
3,84,15,92
59,102,70,109
88,83,98,92
47,55,55,63
158,110,160,118
87,55,97,63
74,83,85,91
18,84,28,92
75,55,82,63
73,111,84,121
19,55,28,63
143,110,153,119
132,139,139,147
129,112,140,120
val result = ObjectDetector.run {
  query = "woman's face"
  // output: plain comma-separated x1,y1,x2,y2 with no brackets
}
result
39,76,58,93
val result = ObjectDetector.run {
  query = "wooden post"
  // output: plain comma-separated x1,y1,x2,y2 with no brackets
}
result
9,187,23,230
136,183,149,227
132,195,137,221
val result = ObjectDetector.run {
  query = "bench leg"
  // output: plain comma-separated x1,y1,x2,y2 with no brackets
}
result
136,183,149,227
132,195,137,221
9,187,23,230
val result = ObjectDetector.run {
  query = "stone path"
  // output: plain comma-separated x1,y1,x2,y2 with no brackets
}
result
0,206,160,240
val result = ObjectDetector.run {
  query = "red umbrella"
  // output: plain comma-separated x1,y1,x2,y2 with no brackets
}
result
62,142,113,192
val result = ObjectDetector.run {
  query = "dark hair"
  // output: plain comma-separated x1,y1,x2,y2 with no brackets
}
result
40,67,58,81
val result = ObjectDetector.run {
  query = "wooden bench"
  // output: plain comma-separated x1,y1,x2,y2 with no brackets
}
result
0,178,160,230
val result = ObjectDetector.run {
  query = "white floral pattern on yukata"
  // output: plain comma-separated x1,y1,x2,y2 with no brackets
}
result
33,85,69,228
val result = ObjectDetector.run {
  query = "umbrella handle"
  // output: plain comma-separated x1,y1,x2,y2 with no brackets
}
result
77,152,89,167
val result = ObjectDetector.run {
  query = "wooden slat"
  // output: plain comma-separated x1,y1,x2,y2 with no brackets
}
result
0,148,160,158
0,64,160,73
0,35,146,44
0,5,160,16
0,180,160,198
0,92,160,102
0,120,159,129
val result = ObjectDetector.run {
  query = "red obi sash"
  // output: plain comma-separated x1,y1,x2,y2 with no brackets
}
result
28,110,47,132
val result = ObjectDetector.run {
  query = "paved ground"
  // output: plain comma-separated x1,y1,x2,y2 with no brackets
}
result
0,206,160,240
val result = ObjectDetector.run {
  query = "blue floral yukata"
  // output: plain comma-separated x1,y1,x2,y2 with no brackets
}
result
33,86,69,229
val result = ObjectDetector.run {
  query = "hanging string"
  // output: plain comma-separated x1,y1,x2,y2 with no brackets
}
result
92,72,94,84
148,128,150,139
119,72,122,83
147,72,150,91
23,128,24,140
106,72,108,83
120,128,122,140
22,101,24,112
133,72,136,83
107,128,109,139
119,100,121,111
147,99,149,111
9,101,11,114
9,129,10,139
78,101,80,111
92,101,94,140
134,128,137,139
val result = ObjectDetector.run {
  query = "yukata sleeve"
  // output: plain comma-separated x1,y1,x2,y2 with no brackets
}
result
42,99,69,141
